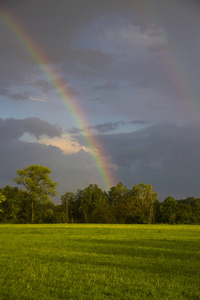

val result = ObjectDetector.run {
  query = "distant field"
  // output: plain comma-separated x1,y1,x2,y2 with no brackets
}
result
0,224,200,300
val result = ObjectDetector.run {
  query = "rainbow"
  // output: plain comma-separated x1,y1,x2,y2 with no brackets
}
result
0,4,116,191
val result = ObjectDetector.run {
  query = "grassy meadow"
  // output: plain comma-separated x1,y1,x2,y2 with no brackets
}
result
0,224,200,300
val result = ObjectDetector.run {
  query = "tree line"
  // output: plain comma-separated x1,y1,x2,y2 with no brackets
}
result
0,164,200,224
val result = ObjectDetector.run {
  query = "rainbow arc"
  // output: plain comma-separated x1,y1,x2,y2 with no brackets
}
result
0,5,116,191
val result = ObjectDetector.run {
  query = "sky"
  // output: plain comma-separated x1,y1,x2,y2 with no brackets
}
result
0,0,200,203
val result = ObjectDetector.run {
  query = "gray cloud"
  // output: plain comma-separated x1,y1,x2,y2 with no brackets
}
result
0,118,62,141
92,81,118,91
66,127,82,135
71,121,200,200
0,88,30,101
129,120,148,125
98,122,200,200
67,49,113,72
90,122,124,133
67,120,147,134
30,79,79,98
0,0,199,118
90,120,148,133
31,80,54,94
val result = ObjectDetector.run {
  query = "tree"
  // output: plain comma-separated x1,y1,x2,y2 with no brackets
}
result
176,203,192,224
92,193,114,223
13,165,57,223
132,183,158,224
78,184,103,223
0,186,22,222
194,200,200,224
60,192,76,223
161,196,177,224
153,199,162,223
0,191,6,212
108,183,133,223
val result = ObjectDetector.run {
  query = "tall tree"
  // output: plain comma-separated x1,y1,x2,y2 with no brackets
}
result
61,192,76,223
0,191,6,212
132,183,158,224
13,165,57,223
0,186,22,222
92,193,114,223
78,184,103,223
161,196,177,224
108,183,132,223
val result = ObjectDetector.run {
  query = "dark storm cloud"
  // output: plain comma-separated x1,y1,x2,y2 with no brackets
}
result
90,122,124,133
64,121,200,200
0,88,30,101
30,79,79,98
92,81,118,91
66,122,122,134
1,0,199,103
129,120,148,125
66,127,82,135
0,118,62,141
67,120,148,134
0,0,163,90
90,120,148,133
66,49,113,73
98,122,200,200
31,80,54,93
0,0,117,68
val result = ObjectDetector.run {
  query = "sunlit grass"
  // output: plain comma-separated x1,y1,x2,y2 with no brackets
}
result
1,224,200,299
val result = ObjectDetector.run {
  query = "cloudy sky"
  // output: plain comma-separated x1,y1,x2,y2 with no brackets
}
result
1,0,200,202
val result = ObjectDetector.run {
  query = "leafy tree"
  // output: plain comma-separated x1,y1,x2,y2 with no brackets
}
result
53,206,68,223
161,196,177,224
43,208,54,223
176,203,192,224
17,191,33,223
0,186,23,222
153,199,162,223
132,183,158,223
178,197,200,224
78,184,103,223
61,192,76,223
194,200,200,224
92,193,115,223
13,165,57,223
0,191,6,212
108,183,131,223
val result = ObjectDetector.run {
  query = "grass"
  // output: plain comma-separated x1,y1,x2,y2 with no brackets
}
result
0,224,200,299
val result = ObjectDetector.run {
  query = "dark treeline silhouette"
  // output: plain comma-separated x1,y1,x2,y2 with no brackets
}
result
1,183,200,224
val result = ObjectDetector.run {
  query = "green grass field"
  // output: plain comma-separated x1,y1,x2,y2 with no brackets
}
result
0,224,200,300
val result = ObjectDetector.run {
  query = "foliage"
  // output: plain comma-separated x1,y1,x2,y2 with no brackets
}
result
161,196,177,224
1,164,200,224
0,186,23,222
0,191,6,212
132,183,158,223
13,165,57,223
78,184,104,223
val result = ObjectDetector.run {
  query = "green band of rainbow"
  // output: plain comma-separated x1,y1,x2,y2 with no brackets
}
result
0,5,116,191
